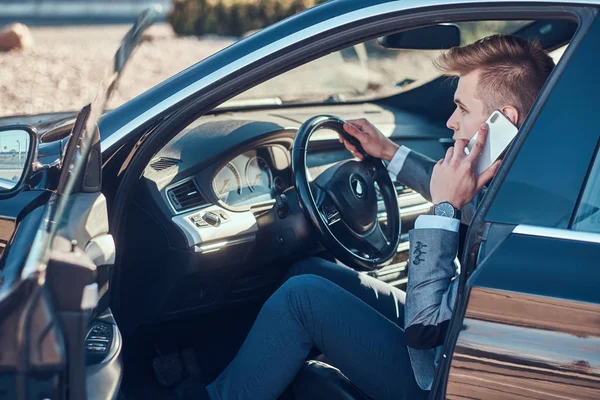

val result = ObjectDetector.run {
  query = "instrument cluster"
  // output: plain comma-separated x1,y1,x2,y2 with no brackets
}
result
212,145,290,207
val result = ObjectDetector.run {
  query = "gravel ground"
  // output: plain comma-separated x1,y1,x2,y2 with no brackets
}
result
0,24,236,117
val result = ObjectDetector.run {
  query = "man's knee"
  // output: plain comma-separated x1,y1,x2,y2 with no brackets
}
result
279,274,328,312
282,274,326,294
288,257,329,278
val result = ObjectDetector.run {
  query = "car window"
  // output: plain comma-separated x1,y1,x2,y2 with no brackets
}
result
572,146,600,233
225,20,531,106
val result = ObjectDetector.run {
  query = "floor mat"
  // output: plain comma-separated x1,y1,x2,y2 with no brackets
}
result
175,375,211,400
120,301,264,400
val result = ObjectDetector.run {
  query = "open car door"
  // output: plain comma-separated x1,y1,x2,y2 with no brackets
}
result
0,8,159,400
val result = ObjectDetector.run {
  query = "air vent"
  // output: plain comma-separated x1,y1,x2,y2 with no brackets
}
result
167,179,207,212
150,158,179,171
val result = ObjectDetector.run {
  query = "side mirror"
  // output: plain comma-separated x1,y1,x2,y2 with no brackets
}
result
378,24,461,50
0,125,37,198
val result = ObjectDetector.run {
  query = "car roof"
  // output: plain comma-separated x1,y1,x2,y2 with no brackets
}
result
99,0,599,153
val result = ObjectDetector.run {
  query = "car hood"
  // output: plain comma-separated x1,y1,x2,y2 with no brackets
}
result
0,112,78,134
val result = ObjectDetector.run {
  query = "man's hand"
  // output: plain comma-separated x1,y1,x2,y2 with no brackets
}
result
430,123,501,209
340,119,399,161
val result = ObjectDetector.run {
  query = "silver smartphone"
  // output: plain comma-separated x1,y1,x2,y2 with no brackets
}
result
464,110,519,176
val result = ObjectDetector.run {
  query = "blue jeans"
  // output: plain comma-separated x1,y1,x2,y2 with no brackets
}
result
206,257,428,400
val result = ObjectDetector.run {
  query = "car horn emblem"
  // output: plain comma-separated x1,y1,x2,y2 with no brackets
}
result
352,177,365,198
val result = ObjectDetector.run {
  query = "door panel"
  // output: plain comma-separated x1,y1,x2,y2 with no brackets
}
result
85,308,123,400
447,227,600,399
56,192,116,312
53,191,122,400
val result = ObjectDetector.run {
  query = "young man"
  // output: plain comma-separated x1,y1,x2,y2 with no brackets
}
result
192,35,555,400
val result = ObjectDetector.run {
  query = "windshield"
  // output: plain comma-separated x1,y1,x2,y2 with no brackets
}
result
224,21,532,107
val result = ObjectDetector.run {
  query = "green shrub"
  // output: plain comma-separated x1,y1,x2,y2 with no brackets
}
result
168,0,327,37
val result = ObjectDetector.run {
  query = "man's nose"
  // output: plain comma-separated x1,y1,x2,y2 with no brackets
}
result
446,115,459,132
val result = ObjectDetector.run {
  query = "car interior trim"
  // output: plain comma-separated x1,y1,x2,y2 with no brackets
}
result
395,202,432,217
84,234,116,266
80,283,99,310
171,205,258,249
193,234,256,254
513,224,600,244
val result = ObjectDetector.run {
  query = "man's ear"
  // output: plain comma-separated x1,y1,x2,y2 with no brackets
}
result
500,106,519,126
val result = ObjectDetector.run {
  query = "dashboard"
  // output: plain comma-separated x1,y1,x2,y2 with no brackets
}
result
213,145,290,207
138,109,443,253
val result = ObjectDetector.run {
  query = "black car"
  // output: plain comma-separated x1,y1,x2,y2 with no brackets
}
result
0,1,599,399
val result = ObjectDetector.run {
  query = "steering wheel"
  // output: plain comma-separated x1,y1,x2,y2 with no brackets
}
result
291,115,401,270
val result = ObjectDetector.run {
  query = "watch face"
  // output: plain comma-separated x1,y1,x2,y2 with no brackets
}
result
435,202,455,218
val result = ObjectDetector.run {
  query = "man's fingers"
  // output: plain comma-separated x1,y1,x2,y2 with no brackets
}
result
476,159,502,191
343,122,369,142
351,150,364,160
346,119,375,133
343,140,357,153
444,147,454,163
341,132,363,159
466,123,489,162
453,139,469,160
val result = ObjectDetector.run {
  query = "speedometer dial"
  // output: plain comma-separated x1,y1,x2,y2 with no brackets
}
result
213,162,242,202
245,156,273,193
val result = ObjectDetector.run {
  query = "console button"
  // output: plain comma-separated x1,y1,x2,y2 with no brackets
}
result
202,212,221,227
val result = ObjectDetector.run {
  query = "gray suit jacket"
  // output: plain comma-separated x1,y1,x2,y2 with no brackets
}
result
395,150,479,390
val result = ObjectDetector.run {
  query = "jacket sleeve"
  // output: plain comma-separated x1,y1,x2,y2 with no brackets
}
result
404,227,459,350
395,150,436,201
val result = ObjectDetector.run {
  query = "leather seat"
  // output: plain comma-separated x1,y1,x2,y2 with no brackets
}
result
287,360,372,400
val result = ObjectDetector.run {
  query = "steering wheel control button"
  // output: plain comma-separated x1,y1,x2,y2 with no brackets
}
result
322,200,340,225
276,194,289,218
202,211,221,227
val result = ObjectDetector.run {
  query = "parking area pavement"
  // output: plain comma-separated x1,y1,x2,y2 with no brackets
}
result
0,23,235,116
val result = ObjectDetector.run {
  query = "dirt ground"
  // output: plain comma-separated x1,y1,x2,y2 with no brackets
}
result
0,24,236,117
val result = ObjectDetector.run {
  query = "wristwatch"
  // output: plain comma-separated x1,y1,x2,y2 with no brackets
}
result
431,201,462,220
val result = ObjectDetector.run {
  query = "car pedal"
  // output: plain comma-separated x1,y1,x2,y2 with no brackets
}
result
152,352,183,387
181,347,202,377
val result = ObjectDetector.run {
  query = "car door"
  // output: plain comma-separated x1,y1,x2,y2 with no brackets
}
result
437,10,600,399
0,9,160,400
0,108,119,400
52,105,122,400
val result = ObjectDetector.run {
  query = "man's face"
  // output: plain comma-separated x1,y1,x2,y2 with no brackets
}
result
446,70,489,141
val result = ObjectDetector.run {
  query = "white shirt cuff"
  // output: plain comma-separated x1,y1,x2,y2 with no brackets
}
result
386,145,411,181
414,214,460,232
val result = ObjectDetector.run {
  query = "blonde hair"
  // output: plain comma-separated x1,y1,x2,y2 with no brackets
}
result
435,35,555,125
